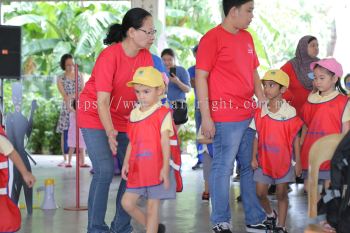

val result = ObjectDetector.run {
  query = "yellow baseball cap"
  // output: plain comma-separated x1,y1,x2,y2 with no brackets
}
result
127,66,165,88
262,69,290,88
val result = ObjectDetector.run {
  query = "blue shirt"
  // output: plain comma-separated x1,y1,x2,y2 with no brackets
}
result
188,65,199,108
188,65,195,79
167,66,190,101
152,54,166,73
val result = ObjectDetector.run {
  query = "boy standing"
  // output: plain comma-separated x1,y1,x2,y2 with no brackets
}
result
121,66,176,233
251,70,303,233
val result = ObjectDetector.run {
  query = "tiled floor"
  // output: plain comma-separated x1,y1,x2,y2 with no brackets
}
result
16,155,310,233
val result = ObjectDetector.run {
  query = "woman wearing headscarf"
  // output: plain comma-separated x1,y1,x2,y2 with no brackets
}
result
281,35,319,116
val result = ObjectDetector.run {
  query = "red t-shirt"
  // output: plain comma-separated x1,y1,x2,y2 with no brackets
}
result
78,43,153,132
281,61,310,117
196,25,259,122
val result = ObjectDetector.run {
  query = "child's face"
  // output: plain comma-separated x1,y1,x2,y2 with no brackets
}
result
313,67,337,94
307,39,319,58
345,77,350,91
134,84,162,109
262,80,285,100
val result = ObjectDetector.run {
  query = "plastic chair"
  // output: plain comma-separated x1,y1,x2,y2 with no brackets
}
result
307,133,345,218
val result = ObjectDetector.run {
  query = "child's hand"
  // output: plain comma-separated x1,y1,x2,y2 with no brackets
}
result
107,130,118,155
251,158,258,170
121,164,129,180
295,161,302,178
160,168,170,190
22,171,36,188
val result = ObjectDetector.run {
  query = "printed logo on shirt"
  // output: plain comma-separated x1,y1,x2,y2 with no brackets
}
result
247,43,254,54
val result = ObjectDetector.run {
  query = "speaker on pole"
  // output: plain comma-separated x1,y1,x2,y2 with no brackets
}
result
0,25,21,80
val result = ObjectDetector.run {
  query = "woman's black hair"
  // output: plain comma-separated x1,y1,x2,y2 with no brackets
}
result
223,0,253,17
60,54,73,71
307,36,317,44
161,48,175,58
103,8,152,45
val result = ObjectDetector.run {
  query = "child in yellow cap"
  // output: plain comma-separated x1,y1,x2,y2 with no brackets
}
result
121,66,175,233
250,70,303,233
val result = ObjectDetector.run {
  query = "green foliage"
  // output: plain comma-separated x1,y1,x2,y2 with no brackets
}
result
3,1,129,75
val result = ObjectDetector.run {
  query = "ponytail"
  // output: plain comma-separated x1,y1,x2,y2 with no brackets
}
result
104,23,125,45
103,8,152,45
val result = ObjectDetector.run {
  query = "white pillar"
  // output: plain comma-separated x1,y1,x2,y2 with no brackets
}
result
131,0,167,54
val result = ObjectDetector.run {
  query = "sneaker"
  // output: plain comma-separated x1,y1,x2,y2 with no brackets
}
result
157,223,166,233
202,192,210,201
212,222,232,233
274,226,288,233
65,164,72,168
57,160,66,167
232,174,240,182
263,210,278,230
192,161,203,170
245,223,267,233
268,185,276,195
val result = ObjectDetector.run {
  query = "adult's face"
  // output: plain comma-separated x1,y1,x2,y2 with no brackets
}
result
161,54,175,70
307,39,319,58
65,58,75,74
231,1,254,29
131,16,155,49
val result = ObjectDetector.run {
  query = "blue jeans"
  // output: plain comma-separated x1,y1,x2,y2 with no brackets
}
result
210,120,266,225
195,109,203,163
82,129,132,233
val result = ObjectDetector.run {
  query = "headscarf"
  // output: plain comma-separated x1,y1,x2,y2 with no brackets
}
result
289,35,319,90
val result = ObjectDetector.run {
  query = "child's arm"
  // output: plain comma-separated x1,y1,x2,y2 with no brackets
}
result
251,137,259,170
160,129,171,190
121,143,131,181
8,149,36,188
300,125,308,146
293,135,302,177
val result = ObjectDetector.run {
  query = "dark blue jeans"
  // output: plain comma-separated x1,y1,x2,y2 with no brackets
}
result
82,129,132,233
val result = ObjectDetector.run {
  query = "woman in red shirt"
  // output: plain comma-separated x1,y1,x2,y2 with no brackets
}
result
281,35,319,116
78,8,155,233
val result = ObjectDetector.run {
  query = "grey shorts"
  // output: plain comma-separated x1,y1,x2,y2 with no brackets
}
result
254,166,295,185
302,170,330,180
203,152,212,181
126,169,176,200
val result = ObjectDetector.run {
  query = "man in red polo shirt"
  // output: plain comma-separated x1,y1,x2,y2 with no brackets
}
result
195,1,267,232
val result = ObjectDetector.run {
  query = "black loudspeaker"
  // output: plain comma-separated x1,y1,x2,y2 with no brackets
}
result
0,25,21,79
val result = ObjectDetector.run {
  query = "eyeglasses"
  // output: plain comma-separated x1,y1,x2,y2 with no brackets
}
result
137,28,157,36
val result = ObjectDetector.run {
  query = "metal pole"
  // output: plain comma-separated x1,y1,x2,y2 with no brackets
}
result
0,1,3,126
75,63,80,208
64,64,87,211
0,79,3,126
